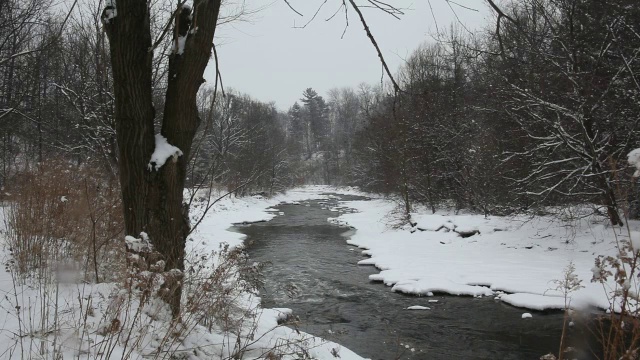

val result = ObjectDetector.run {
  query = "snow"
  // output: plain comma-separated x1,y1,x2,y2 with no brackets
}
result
522,313,533,319
102,0,117,23
125,232,152,252
498,293,567,311
335,197,636,312
628,148,640,176
175,35,187,55
0,186,366,360
148,134,183,171
0,184,633,358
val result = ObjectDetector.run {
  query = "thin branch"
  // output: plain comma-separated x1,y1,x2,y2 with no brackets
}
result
347,0,401,93
212,43,226,98
283,0,303,16
294,0,328,29
445,0,473,35
427,0,441,36
446,0,479,12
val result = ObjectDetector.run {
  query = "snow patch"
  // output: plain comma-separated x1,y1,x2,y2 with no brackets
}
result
500,293,568,311
175,35,187,55
102,0,117,23
629,148,640,177
336,196,629,311
148,134,183,171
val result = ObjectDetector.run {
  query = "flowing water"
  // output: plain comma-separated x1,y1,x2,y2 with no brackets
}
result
236,194,595,360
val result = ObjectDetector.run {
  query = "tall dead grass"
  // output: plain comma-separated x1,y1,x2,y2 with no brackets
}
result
0,161,328,359
3,160,124,282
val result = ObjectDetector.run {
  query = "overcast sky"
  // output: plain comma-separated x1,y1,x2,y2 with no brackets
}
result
207,0,491,110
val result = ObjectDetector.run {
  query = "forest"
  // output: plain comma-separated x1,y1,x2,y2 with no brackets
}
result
2,0,640,359
3,1,639,224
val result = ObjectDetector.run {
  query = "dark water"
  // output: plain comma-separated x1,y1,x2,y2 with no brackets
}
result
236,194,595,360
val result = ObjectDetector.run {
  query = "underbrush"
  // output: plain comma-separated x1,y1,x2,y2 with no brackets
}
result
0,242,323,359
0,164,335,359
588,226,640,360
3,160,124,283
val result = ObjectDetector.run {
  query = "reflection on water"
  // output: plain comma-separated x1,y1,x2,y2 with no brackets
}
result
238,194,594,360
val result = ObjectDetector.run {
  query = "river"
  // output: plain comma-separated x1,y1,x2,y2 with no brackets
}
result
236,194,594,360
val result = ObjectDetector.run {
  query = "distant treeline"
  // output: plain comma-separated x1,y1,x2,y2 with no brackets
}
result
2,0,640,223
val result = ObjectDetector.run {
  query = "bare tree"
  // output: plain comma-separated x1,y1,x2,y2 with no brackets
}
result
101,0,406,316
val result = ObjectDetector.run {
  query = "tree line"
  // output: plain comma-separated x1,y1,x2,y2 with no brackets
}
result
278,0,640,225
0,0,302,197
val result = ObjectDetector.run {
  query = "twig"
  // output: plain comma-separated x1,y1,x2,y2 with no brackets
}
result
283,0,303,16
347,0,401,93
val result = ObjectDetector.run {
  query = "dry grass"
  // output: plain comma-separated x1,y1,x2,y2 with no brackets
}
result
0,161,325,359
3,160,125,282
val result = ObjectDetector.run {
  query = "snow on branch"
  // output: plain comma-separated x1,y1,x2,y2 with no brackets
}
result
172,4,192,55
125,232,152,253
102,0,117,24
148,134,183,171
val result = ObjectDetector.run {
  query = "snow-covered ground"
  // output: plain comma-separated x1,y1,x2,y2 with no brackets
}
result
0,184,630,359
0,186,365,360
335,197,632,312
194,184,626,314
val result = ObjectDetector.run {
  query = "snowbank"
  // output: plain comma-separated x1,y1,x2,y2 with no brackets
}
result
336,198,631,312
0,186,366,360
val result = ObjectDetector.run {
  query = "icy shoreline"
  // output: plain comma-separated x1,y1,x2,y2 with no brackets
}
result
0,184,629,358
0,186,367,360
334,196,631,313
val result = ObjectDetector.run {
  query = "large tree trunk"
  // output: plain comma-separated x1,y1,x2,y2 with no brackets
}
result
104,0,222,317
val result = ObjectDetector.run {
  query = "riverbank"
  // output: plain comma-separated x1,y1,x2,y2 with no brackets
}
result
238,192,570,360
334,196,633,313
0,186,365,359
0,185,626,358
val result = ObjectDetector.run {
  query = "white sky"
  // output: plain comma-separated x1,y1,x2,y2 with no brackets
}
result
207,0,491,110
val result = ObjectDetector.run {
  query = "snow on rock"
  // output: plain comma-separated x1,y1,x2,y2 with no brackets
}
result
406,305,430,310
125,231,152,252
148,134,183,171
522,313,533,319
628,148,640,177
391,278,494,297
271,307,293,322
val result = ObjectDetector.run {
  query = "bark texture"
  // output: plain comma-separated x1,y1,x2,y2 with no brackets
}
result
104,0,222,317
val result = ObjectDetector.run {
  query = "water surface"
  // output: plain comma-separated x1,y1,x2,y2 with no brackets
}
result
238,194,594,360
